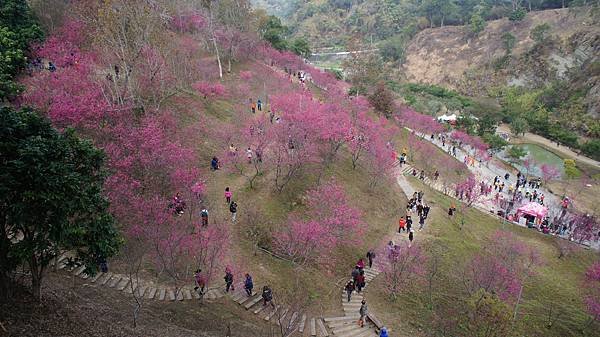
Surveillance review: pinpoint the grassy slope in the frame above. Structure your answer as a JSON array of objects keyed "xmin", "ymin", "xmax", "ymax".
[
  {"xmin": 368, "ymin": 177, "xmax": 599, "ymax": 337},
  {"xmin": 164, "ymin": 60, "xmax": 408, "ymax": 315}
]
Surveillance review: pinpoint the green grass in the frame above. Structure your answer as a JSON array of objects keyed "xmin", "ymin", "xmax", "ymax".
[{"xmin": 368, "ymin": 177, "xmax": 599, "ymax": 337}]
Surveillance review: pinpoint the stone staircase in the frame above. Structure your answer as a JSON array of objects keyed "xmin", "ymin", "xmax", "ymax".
[{"xmin": 50, "ymin": 252, "xmax": 227, "ymax": 302}]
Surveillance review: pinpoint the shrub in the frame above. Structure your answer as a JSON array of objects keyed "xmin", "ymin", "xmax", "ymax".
[{"xmin": 508, "ymin": 7, "xmax": 526, "ymax": 21}]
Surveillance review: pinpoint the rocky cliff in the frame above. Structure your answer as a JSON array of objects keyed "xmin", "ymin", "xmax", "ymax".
[{"xmin": 402, "ymin": 7, "xmax": 600, "ymax": 116}]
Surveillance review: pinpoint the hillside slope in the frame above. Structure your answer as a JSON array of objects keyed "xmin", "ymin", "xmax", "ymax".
[{"xmin": 402, "ymin": 7, "xmax": 600, "ymax": 116}]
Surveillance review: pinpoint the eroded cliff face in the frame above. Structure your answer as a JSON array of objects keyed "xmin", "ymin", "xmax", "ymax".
[{"xmin": 402, "ymin": 7, "xmax": 600, "ymax": 116}]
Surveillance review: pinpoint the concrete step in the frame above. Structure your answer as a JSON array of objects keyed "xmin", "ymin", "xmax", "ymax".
[
  {"xmin": 298, "ymin": 314, "xmax": 307, "ymax": 333},
  {"xmin": 183, "ymin": 288, "xmax": 192, "ymax": 300},
  {"xmin": 108, "ymin": 275, "xmax": 122, "ymax": 288},
  {"xmin": 352, "ymin": 328, "xmax": 379, "ymax": 337},
  {"xmin": 125, "ymin": 281, "xmax": 138, "ymax": 294},
  {"xmin": 317, "ymin": 318, "xmax": 329, "ymax": 336},
  {"xmin": 73, "ymin": 265, "xmax": 86, "ymax": 276},
  {"xmin": 168, "ymin": 289, "xmax": 176, "ymax": 301},
  {"xmin": 90, "ymin": 272, "xmax": 104, "ymax": 283},
  {"xmin": 276, "ymin": 308, "xmax": 289, "ymax": 326},
  {"xmin": 288, "ymin": 312, "xmax": 299, "ymax": 328},
  {"xmin": 116, "ymin": 278, "xmax": 130, "ymax": 291},
  {"xmin": 310, "ymin": 317, "xmax": 316, "ymax": 336},
  {"xmin": 323, "ymin": 315, "xmax": 360, "ymax": 323},
  {"xmin": 146, "ymin": 287, "xmax": 157, "ymax": 299},
  {"xmin": 176, "ymin": 290, "xmax": 184, "ymax": 301},
  {"xmin": 332, "ymin": 322, "xmax": 371, "ymax": 335},
  {"xmin": 265, "ymin": 305, "xmax": 280, "ymax": 321},
  {"xmin": 158, "ymin": 288, "xmax": 166, "ymax": 301},
  {"xmin": 336, "ymin": 325, "xmax": 376, "ymax": 337},
  {"xmin": 99, "ymin": 272, "xmax": 113, "ymax": 285},
  {"xmin": 244, "ymin": 294, "xmax": 263, "ymax": 309},
  {"xmin": 253, "ymin": 303, "xmax": 269, "ymax": 314}
]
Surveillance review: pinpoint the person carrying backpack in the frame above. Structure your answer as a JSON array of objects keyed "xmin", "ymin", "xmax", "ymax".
[
  {"xmin": 224, "ymin": 267, "xmax": 234, "ymax": 292},
  {"xmin": 344, "ymin": 281, "xmax": 355, "ymax": 302},
  {"xmin": 230, "ymin": 201, "xmax": 238, "ymax": 222},
  {"xmin": 244, "ymin": 273, "xmax": 253, "ymax": 296},
  {"xmin": 262, "ymin": 285, "xmax": 274, "ymax": 307},
  {"xmin": 257, "ymin": 99, "xmax": 262, "ymax": 111}
]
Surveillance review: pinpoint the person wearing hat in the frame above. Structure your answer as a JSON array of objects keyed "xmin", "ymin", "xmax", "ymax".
[{"xmin": 379, "ymin": 327, "xmax": 389, "ymax": 337}]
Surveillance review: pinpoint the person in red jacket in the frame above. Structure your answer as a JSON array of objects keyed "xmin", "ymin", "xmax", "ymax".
[{"xmin": 398, "ymin": 217, "xmax": 406, "ymax": 233}]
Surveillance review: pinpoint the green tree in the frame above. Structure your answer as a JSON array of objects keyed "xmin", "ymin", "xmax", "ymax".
[
  {"xmin": 260, "ymin": 15, "xmax": 288, "ymax": 51},
  {"xmin": 501, "ymin": 32, "xmax": 516, "ymax": 55},
  {"xmin": 563, "ymin": 159, "xmax": 581, "ymax": 180},
  {"xmin": 482, "ymin": 133, "xmax": 508, "ymax": 153},
  {"xmin": 0, "ymin": 0, "xmax": 43, "ymax": 49},
  {"xmin": 0, "ymin": 27, "xmax": 26, "ymax": 99},
  {"xmin": 368, "ymin": 82, "xmax": 395, "ymax": 118},
  {"xmin": 290, "ymin": 38, "xmax": 311, "ymax": 58},
  {"xmin": 379, "ymin": 35, "xmax": 407, "ymax": 62},
  {"xmin": 510, "ymin": 116, "xmax": 529, "ymax": 136},
  {"xmin": 0, "ymin": 108, "xmax": 121, "ymax": 300},
  {"xmin": 463, "ymin": 290, "xmax": 513, "ymax": 337},
  {"xmin": 507, "ymin": 145, "xmax": 527, "ymax": 164},
  {"xmin": 508, "ymin": 7, "xmax": 527, "ymax": 21},
  {"xmin": 0, "ymin": 0, "xmax": 43, "ymax": 101},
  {"xmin": 530, "ymin": 23, "xmax": 551, "ymax": 44},
  {"xmin": 469, "ymin": 11, "xmax": 486, "ymax": 35}
]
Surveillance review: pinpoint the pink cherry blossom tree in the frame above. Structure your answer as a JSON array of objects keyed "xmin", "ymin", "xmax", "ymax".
[
  {"xmin": 382, "ymin": 242, "xmax": 427, "ymax": 300},
  {"xmin": 583, "ymin": 261, "xmax": 600, "ymax": 325},
  {"xmin": 541, "ymin": 164, "xmax": 561, "ymax": 185}
]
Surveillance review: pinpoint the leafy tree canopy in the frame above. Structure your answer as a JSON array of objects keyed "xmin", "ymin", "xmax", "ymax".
[{"xmin": 0, "ymin": 107, "xmax": 121, "ymax": 300}]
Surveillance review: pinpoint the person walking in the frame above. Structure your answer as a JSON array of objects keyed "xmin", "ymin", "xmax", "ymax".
[
  {"xmin": 262, "ymin": 285, "xmax": 275, "ymax": 307},
  {"xmin": 356, "ymin": 258, "xmax": 365, "ymax": 271},
  {"xmin": 418, "ymin": 215, "xmax": 425, "ymax": 231},
  {"xmin": 344, "ymin": 281, "xmax": 355, "ymax": 302},
  {"xmin": 194, "ymin": 269, "xmax": 206, "ymax": 297},
  {"xmin": 244, "ymin": 273, "xmax": 253, "ymax": 296},
  {"xmin": 225, "ymin": 187, "xmax": 232, "ymax": 204},
  {"xmin": 351, "ymin": 266, "xmax": 360, "ymax": 285},
  {"xmin": 224, "ymin": 267, "xmax": 234, "ymax": 292},
  {"xmin": 200, "ymin": 208, "xmax": 209, "ymax": 227},
  {"xmin": 366, "ymin": 250, "xmax": 375, "ymax": 268},
  {"xmin": 356, "ymin": 270, "xmax": 365, "ymax": 293},
  {"xmin": 358, "ymin": 300, "xmax": 368, "ymax": 327},
  {"xmin": 406, "ymin": 215, "xmax": 413, "ymax": 232},
  {"xmin": 246, "ymin": 147, "xmax": 253, "ymax": 163},
  {"xmin": 398, "ymin": 217, "xmax": 406, "ymax": 233},
  {"xmin": 409, "ymin": 229, "xmax": 414, "ymax": 247},
  {"xmin": 379, "ymin": 327, "xmax": 389, "ymax": 337},
  {"xmin": 230, "ymin": 201, "xmax": 238, "ymax": 222},
  {"xmin": 211, "ymin": 156, "xmax": 220, "ymax": 170},
  {"xmin": 423, "ymin": 204, "xmax": 431, "ymax": 219},
  {"xmin": 257, "ymin": 99, "xmax": 262, "ymax": 111}
]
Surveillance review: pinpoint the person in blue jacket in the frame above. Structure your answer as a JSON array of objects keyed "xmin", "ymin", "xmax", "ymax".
[{"xmin": 379, "ymin": 327, "xmax": 388, "ymax": 337}]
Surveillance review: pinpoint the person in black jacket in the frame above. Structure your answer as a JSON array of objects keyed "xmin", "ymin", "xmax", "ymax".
[{"xmin": 262, "ymin": 285, "xmax": 275, "ymax": 307}]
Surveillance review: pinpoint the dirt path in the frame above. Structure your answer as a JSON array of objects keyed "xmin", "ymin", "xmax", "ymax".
[{"xmin": 497, "ymin": 124, "xmax": 600, "ymax": 169}]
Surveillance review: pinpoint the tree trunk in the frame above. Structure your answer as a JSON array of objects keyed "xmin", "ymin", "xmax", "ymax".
[
  {"xmin": 513, "ymin": 284, "xmax": 524, "ymax": 321},
  {"xmin": 212, "ymin": 37, "xmax": 223, "ymax": 79}
]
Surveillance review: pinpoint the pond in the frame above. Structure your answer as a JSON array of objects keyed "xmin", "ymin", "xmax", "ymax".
[{"xmin": 498, "ymin": 143, "xmax": 565, "ymax": 177}]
